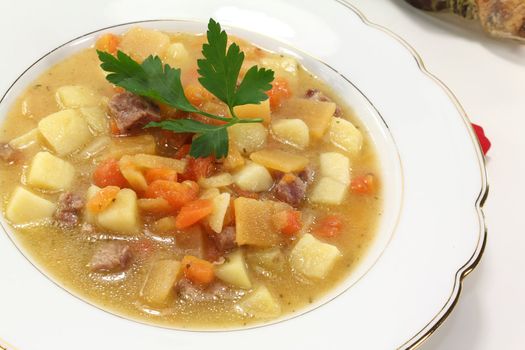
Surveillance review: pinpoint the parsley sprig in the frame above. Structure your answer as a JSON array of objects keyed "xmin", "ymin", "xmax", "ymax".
[{"xmin": 97, "ymin": 18, "xmax": 274, "ymax": 158}]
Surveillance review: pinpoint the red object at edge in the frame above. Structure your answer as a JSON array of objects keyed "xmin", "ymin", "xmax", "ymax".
[{"xmin": 471, "ymin": 123, "xmax": 491, "ymax": 156}]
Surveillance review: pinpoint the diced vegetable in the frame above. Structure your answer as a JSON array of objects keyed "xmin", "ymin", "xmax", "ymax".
[
  {"xmin": 119, "ymin": 27, "xmax": 170, "ymax": 62},
  {"xmin": 103, "ymin": 135, "xmax": 156, "ymax": 159},
  {"xmin": 181, "ymin": 156, "xmax": 214, "ymax": 181},
  {"xmin": 181, "ymin": 255, "xmax": 215, "ymax": 286},
  {"xmin": 79, "ymin": 106, "xmax": 109, "ymax": 135},
  {"xmin": 93, "ymin": 158, "xmax": 129, "ymax": 188},
  {"xmin": 234, "ymin": 197, "xmax": 290, "ymax": 247},
  {"xmin": 314, "ymin": 215, "xmax": 343, "ymax": 238},
  {"xmin": 233, "ymin": 99, "xmax": 271, "ymax": 124},
  {"xmin": 84, "ymin": 185, "xmax": 101, "ymax": 224},
  {"xmin": 273, "ymin": 209, "xmax": 302, "ymax": 236},
  {"xmin": 277, "ymin": 98, "xmax": 336, "ymax": 139},
  {"xmin": 228, "ymin": 123, "xmax": 267, "ymax": 155},
  {"xmin": 350, "ymin": 174, "xmax": 375, "ymax": 194},
  {"xmin": 247, "ymin": 247, "xmax": 285, "ymax": 272},
  {"xmin": 250, "ymin": 149, "xmax": 309, "ymax": 173},
  {"xmin": 145, "ymin": 180, "xmax": 199, "ymax": 210},
  {"xmin": 215, "ymin": 249, "xmax": 252, "ymax": 289},
  {"xmin": 261, "ymin": 55, "xmax": 298, "ymax": 92},
  {"xmin": 38, "ymin": 109, "xmax": 92, "ymax": 156},
  {"xmin": 56, "ymin": 85, "xmax": 101, "ymax": 108},
  {"xmin": 130, "ymin": 153, "xmax": 187, "ymax": 174},
  {"xmin": 266, "ymin": 77, "xmax": 292, "ymax": 110},
  {"xmin": 151, "ymin": 216, "xmax": 177, "ymax": 234},
  {"xmin": 319, "ymin": 152, "xmax": 351, "ymax": 185},
  {"xmin": 237, "ymin": 285, "xmax": 281, "ymax": 318},
  {"xmin": 141, "ymin": 259, "xmax": 181, "ymax": 305},
  {"xmin": 162, "ymin": 42, "xmax": 190, "ymax": 67},
  {"xmin": 8, "ymin": 128, "xmax": 39, "ymax": 149},
  {"xmin": 233, "ymin": 162, "xmax": 273, "ymax": 192},
  {"xmin": 80, "ymin": 136, "xmax": 111, "ymax": 160},
  {"xmin": 5, "ymin": 187, "xmax": 56, "ymax": 224},
  {"xmin": 207, "ymin": 192, "xmax": 231, "ymax": 233},
  {"xmin": 198, "ymin": 173, "xmax": 233, "ymax": 189},
  {"xmin": 271, "ymin": 118, "xmax": 309, "ymax": 149},
  {"xmin": 289, "ymin": 233, "xmax": 341, "ymax": 279},
  {"xmin": 119, "ymin": 156, "xmax": 148, "ymax": 192},
  {"xmin": 137, "ymin": 197, "xmax": 172, "ymax": 215},
  {"xmin": 223, "ymin": 143, "xmax": 245, "ymax": 171},
  {"xmin": 27, "ymin": 152, "xmax": 75, "ymax": 191},
  {"xmin": 309, "ymin": 177, "xmax": 348, "ymax": 205},
  {"xmin": 329, "ymin": 117, "xmax": 363, "ymax": 156},
  {"xmin": 199, "ymin": 187, "xmax": 220, "ymax": 200},
  {"xmin": 95, "ymin": 33, "xmax": 120, "ymax": 55},
  {"xmin": 145, "ymin": 168, "xmax": 178, "ymax": 184},
  {"xmin": 97, "ymin": 188, "xmax": 140, "ymax": 234},
  {"xmin": 175, "ymin": 199, "xmax": 214, "ymax": 229},
  {"xmin": 176, "ymin": 226, "xmax": 206, "ymax": 258},
  {"xmin": 86, "ymin": 186, "xmax": 120, "ymax": 214}
]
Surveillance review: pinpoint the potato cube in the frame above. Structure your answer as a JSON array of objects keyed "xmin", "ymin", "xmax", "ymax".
[
  {"xmin": 38, "ymin": 109, "xmax": 92, "ymax": 156},
  {"xmin": 250, "ymin": 149, "xmax": 309, "ymax": 173},
  {"xmin": 309, "ymin": 177, "xmax": 348, "ymax": 205},
  {"xmin": 215, "ymin": 249, "xmax": 252, "ymax": 289},
  {"xmin": 208, "ymin": 192, "xmax": 231, "ymax": 233},
  {"xmin": 141, "ymin": 259, "xmax": 181, "ymax": 306},
  {"xmin": 5, "ymin": 187, "xmax": 56, "ymax": 224},
  {"xmin": 56, "ymin": 85, "xmax": 100, "ymax": 108},
  {"xmin": 151, "ymin": 216, "xmax": 177, "ymax": 234},
  {"xmin": 233, "ymin": 99, "xmax": 271, "ymax": 124},
  {"xmin": 163, "ymin": 42, "xmax": 190, "ymax": 67},
  {"xmin": 80, "ymin": 106, "xmax": 108, "ymax": 135},
  {"xmin": 277, "ymin": 98, "xmax": 336, "ymax": 139},
  {"xmin": 234, "ymin": 197, "xmax": 290, "ymax": 247},
  {"xmin": 289, "ymin": 233, "xmax": 341, "ymax": 279},
  {"xmin": 319, "ymin": 152, "xmax": 351, "ymax": 185},
  {"xmin": 247, "ymin": 247, "xmax": 285, "ymax": 272},
  {"xmin": 261, "ymin": 56, "xmax": 299, "ymax": 92},
  {"xmin": 229, "ymin": 123, "xmax": 267, "ymax": 155},
  {"xmin": 199, "ymin": 188, "xmax": 220, "ymax": 200},
  {"xmin": 27, "ymin": 152, "xmax": 75, "ymax": 191},
  {"xmin": 8, "ymin": 128, "xmax": 39, "ymax": 149},
  {"xmin": 271, "ymin": 118, "xmax": 309, "ymax": 149},
  {"xmin": 103, "ymin": 135, "xmax": 156, "ymax": 159},
  {"xmin": 329, "ymin": 117, "xmax": 363, "ymax": 156},
  {"xmin": 97, "ymin": 188, "xmax": 140, "ymax": 234},
  {"xmin": 120, "ymin": 27, "xmax": 170, "ymax": 62},
  {"xmin": 223, "ymin": 143, "xmax": 245, "ymax": 171},
  {"xmin": 198, "ymin": 173, "xmax": 233, "ymax": 189},
  {"xmin": 237, "ymin": 285, "xmax": 281, "ymax": 318},
  {"xmin": 233, "ymin": 162, "xmax": 273, "ymax": 192}
]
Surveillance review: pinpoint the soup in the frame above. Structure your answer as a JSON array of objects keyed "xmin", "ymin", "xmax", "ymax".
[{"xmin": 0, "ymin": 20, "xmax": 381, "ymax": 329}]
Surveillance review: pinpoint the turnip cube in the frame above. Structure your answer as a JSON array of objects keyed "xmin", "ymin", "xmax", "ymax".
[
  {"xmin": 329, "ymin": 117, "xmax": 363, "ymax": 156},
  {"xmin": 277, "ymin": 98, "xmax": 336, "ymax": 139},
  {"xmin": 141, "ymin": 259, "xmax": 181, "ymax": 305},
  {"xmin": 309, "ymin": 177, "xmax": 348, "ymax": 205},
  {"xmin": 237, "ymin": 285, "xmax": 281, "ymax": 318},
  {"xmin": 56, "ymin": 85, "xmax": 100, "ymax": 108},
  {"xmin": 38, "ymin": 109, "xmax": 92, "ymax": 156},
  {"xmin": 290, "ymin": 233, "xmax": 342, "ymax": 279},
  {"xmin": 215, "ymin": 249, "xmax": 252, "ymax": 289},
  {"xmin": 208, "ymin": 192, "xmax": 231, "ymax": 233},
  {"xmin": 6, "ymin": 187, "xmax": 56, "ymax": 224},
  {"xmin": 27, "ymin": 152, "xmax": 75, "ymax": 191},
  {"xmin": 97, "ymin": 188, "xmax": 140, "ymax": 234},
  {"xmin": 229, "ymin": 123, "xmax": 267, "ymax": 155},
  {"xmin": 233, "ymin": 99, "xmax": 271, "ymax": 124},
  {"xmin": 319, "ymin": 152, "xmax": 351, "ymax": 185},
  {"xmin": 233, "ymin": 162, "xmax": 273, "ymax": 192},
  {"xmin": 250, "ymin": 149, "xmax": 309, "ymax": 173},
  {"xmin": 271, "ymin": 118, "xmax": 310, "ymax": 149}
]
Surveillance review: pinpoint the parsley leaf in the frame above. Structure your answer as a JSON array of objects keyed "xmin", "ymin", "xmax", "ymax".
[{"xmin": 97, "ymin": 18, "xmax": 275, "ymax": 158}]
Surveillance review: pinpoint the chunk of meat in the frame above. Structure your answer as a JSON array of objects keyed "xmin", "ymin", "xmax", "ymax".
[
  {"xmin": 54, "ymin": 192, "xmax": 84, "ymax": 228},
  {"xmin": 108, "ymin": 92, "xmax": 161, "ymax": 133},
  {"xmin": 0, "ymin": 143, "xmax": 21, "ymax": 164},
  {"xmin": 89, "ymin": 241, "xmax": 133, "ymax": 272},
  {"xmin": 273, "ymin": 173, "xmax": 307, "ymax": 207},
  {"xmin": 298, "ymin": 167, "xmax": 315, "ymax": 184},
  {"xmin": 175, "ymin": 278, "xmax": 242, "ymax": 302},
  {"xmin": 305, "ymin": 88, "xmax": 342, "ymax": 117},
  {"xmin": 209, "ymin": 226, "xmax": 237, "ymax": 253}
]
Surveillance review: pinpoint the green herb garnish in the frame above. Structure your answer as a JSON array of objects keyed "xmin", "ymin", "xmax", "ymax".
[{"xmin": 97, "ymin": 18, "xmax": 274, "ymax": 158}]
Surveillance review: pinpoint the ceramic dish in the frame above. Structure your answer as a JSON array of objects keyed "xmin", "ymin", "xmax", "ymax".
[{"xmin": 0, "ymin": 1, "xmax": 487, "ymax": 349}]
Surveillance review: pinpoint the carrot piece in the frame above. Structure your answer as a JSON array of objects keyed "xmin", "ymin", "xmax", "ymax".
[
  {"xmin": 175, "ymin": 199, "xmax": 214, "ymax": 229},
  {"xmin": 145, "ymin": 168, "xmax": 178, "ymax": 184},
  {"xmin": 184, "ymin": 84, "xmax": 212, "ymax": 107},
  {"xmin": 267, "ymin": 77, "xmax": 291, "ymax": 110},
  {"xmin": 314, "ymin": 215, "xmax": 343, "ymax": 238},
  {"xmin": 93, "ymin": 158, "xmax": 129, "ymax": 188},
  {"xmin": 86, "ymin": 186, "xmax": 120, "ymax": 213},
  {"xmin": 110, "ymin": 119, "xmax": 121, "ymax": 135},
  {"xmin": 95, "ymin": 33, "xmax": 120, "ymax": 55},
  {"xmin": 274, "ymin": 210, "xmax": 302, "ymax": 236},
  {"xmin": 180, "ymin": 156, "xmax": 215, "ymax": 181},
  {"xmin": 350, "ymin": 174, "xmax": 375, "ymax": 195},
  {"xmin": 144, "ymin": 180, "xmax": 199, "ymax": 210},
  {"xmin": 181, "ymin": 255, "xmax": 215, "ymax": 286}
]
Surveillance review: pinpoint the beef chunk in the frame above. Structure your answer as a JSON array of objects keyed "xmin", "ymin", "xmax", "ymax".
[
  {"xmin": 108, "ymin": 92, "xmax": 161, "ymax": 133},
  {"xmin": 209, "ymin": 226, "xmax": 237, "ymax": 253},
  {"xmin": 54, "ymin": 192, "xmax": 84, "ymax": 228},
  {"xmin": 89, "ymin": 241, "xmax": 133, "ymax": 272},
  {"xmin": 273, "ymin": 173, "xmax": 307, "ymax": 207},
  {"xmin": 298, "ymin": 167, "xmax": 315, "ymax": 184},
  {"xmin": 176, "ymin": 278, "xmax": 242, "ymax": 302},
  {"xmin": 0, "ymin": 143, "xmax": 21, "ymax": 164},
  {"xmin": 305, "ymin": 88, "xmax": 342, "ymax": 117}
]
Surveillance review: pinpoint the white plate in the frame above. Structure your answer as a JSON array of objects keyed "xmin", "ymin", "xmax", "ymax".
[{"xmin": 0, "ymin": 1, "xmax": 487, "ymax": 349}]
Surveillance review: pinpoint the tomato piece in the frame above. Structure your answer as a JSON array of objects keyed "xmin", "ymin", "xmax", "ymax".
[
  {"xmin": 145, "ymin": 168, "xmax": 178, "ymax": 184},
  {"xmin": 180, "ymin": 156, "xmax": 215, "ymax": 181},
  {"xmin": 174, "ymin": 144, "xmax": 191, "ymax": 159},
  {"xmin": 350, "ymin": 174, "xmax": 375, "ymax": 195},
  {"xmin": 92, "ymin": 159, "xmax": 129, "ymax": 188},
  {"xmin": 144, "ymin": 180, "xmax": 199, "ymax": 210},
  {"xmin": 274, "ymin": 210, "xmax": 302, "ymax": 236},
  {"xmin": 267, "ymin": 77, "xmax": 291, "ymax": 110},
  {"xmin": 314, "ymin": 215, "xmax": 343, "ymax": 238},
  {"xmin": 95, "ymin": 33, "xmax": 120, "ymax": 55}
]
